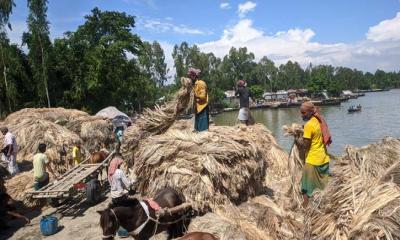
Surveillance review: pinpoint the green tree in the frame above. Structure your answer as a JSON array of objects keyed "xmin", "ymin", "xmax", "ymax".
[
  {"xmin": 139, "ymin": 41, "xmax": 168, "ymax": 88},
  {"xmin": 220, "ymin": 47, "xmax": 255, "ymax": 89},
  {"xmin": 254, "ymin": 56, "xmax": 277, "ymax": 92},
  {"xmin": 0, "ymin": 0, "xmax": 15, "ymax": 114},
  {"xmin": 249, "ymin": 85, "xmax": 263, "ymax": 99},
  {"xmin": 52, "ymin": 8, "xmax": 146, "ymax": 112},
  {"xmin": 23, "ymin": 0, "xmax": 51, "ymax": 107}
]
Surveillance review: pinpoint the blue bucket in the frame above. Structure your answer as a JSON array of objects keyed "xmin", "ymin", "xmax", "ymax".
[
  {"xmin": 117, "ymin": 226, "xmax": 129, "ymax": 238},
  {"xmin": 40, "ymin": 215, "xmax": 58, "ymax": 236}
]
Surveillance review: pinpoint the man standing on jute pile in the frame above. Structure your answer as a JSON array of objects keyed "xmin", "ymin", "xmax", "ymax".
[
  {"xmin": 235, "ymin": 80, "xmax": 255, "ymax": 126},
  {"xmin": 298, "ymin": 101, "xmax": 332, "ymax": 207},
  {"xmin": 1, "ymin": 127, "xmax": 19, "ymax": 176},
  {"xmin": 188, "ymin": 68, "xmax": 209, "ymax": 132}
]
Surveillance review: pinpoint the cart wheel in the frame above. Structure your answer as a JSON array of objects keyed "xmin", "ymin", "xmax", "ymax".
[
  {"xmin": 86, "ymin": 178, "xmax": 101, "ymax": 205},
  {"xmin": 47, "ymin": 198, "xmax": 60, "ymax": 208}
]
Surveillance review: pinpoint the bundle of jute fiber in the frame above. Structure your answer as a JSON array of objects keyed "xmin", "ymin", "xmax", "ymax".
[
  {"xmin": 4, "ymin": 171, "xmax": 41, "ymax": 207},
  {"xmin": 188, "ymin": 212, "xmax": 248, "ymax": 240},
  {"xmin": 188, "ymin": 196, "xmax": 304, "ymax": 240},
  {"xmin": 132, "ymin": 124, "xmax": 288, "ymax": 212},
  {"xmin": 4, "ymin": 107, "xmax": 89, "ymax": 126},
  {"xmin": 80, "ymin": 117, "xmax": 113, "ymax": 152},
  {"xmin": 1, "ymin": 118, "xmax": 81, "ymax": 174},
  {"xmin": 282, "ymin": 123, "xmax": 305, "ymax": 208},
  {"xmin": 121, "ymin": 77, "xmax": 193, "ymax": 161},
  {"xmin": 305, "ymin": 138, "xmax": 400, "ymax": 240},
  {"xmin": 343, "ymin": 137, "xmax": 400, "ymax": 180}
]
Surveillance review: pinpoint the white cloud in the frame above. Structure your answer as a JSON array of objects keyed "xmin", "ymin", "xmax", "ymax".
[
  {"xmin": 367, "ymin": 12, "xmax": 400, "ymax": 42},
  {"xmin": 198, "ymin": 14, "xmax": 400, "ymax": 72},
  {"xmin": 238, "ymin": 1, "xmax": 256, "ymax": 18},
  {"xmin": 220, "ymin": 2, "xmax": 231, "ymax": 9},
  {"xmin": 139, "ymin": 18, "xmax": 209, "ymax": 35}
]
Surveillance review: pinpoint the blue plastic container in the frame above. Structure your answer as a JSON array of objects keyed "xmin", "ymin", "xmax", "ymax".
[
  {"xmin": 40, "ymin": 215, "xmax": 58, "ymax": 236},
  {"xmin": 117, "ymin": 226, "xmax": 129, "ymax": 238}
]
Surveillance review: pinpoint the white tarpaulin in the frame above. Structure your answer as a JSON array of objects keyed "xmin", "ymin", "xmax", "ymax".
[{"xmin": 95, "ymin": 106, "xmax": 131, "ymax": 129}]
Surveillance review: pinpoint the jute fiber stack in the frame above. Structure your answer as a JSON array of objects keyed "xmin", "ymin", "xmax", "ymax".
[
  {"xmin": 4, "ymin": 107, "xmax": 89, "ymax": 126},
  {"xmin": 121, "ymin": 77, "xmax": 193, "ymax": 161},
  {"xmin": 282, "ymin": 123, "xmax": 305, "ymax": 208},
  {"xmin": 4, "ymin": 171, "xmax": 41, "ymax": 207},
  {"xmin": 80, "ymin": 117, "xmax": 113, "ymax": 152},
  {"xmin": 305, "ymin": 137, "xmax": 400, "ymax": 240},
  {"xmin": 1, "ymin": 118, "xmax": 81, "ymax": 174},
  {"xmin": 133, "ymin": 124, "xmax": 287, "ymax": 212},
  {"xmin": 188, "ymin": 196, "xmax": 303, "ymax": 240},
  {"xmin": 188, "ymin": 212, "xmax": 247, "ymax": 240}
]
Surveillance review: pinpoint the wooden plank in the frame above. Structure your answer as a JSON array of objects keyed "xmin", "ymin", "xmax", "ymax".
[{"xmin": 28, "ymin": 150, "xmax": 116, "ymax": 198}]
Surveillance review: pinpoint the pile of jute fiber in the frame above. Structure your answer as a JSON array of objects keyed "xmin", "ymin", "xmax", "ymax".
[
  {"xmin": 121, "ymin": 77, "xmax": 193, "ymax": 162},
  {"xmin": 305, "ymin": 137, "xmax": 400, "ymax": 240},
  {"xmin": 0, "ymin": 118, "xmax": 80, "ymax": 174},
  {"xmin": 132, "ymin": 123, "xmax": 288, "ymax": 212}
]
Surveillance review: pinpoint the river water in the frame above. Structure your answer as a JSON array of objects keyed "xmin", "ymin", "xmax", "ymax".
[{"xmin": 214, "ymin": 89, "xmax": 400, "ymax": 156}]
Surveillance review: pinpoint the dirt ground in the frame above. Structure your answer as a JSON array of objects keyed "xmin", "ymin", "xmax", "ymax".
[{"xmin": 1, "ymin": 191, "xmax": 170, "ymax": 240}]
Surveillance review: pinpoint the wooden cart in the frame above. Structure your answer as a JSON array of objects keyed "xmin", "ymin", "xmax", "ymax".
[{"xmin": 26, "ymin": 151, "xmax": 115, "ymax": 206}]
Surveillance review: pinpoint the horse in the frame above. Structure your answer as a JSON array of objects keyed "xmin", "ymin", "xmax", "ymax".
[
  {"xmin": 177, "ymin": 232, "xmax": 218, "ymax": 240},
  {"xmin": 98, "ymin": 187, "xmax": 190, "ymax": 240},
  {"xmin": 90, "ymin": 150, "xmax": 109, "ymax": 164}
]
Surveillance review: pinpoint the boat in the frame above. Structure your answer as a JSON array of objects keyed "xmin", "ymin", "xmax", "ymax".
[{"xmin": 348, "ymin": 105, "xmax": 362, "ymax": 113}]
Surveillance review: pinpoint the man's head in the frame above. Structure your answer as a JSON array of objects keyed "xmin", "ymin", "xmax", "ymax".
[
  {"xmin": 237, "ymin": 80, "xmax": 246, "ymax": 88},
  {"xmin": 300, "ymin": 101, "xmax": 315, "ymax": 122},
  {"xmin": 74, "ymin": 140, "xmax": 81, "ymax": 147},
  {"xmin": 188, "ymin": 67, "xmax": 201, "ymax": 82},
  {"xmin": 0, "ymin": 127, "xmax": 8, "ymax": 135},
  {"xmin": 38, "ymin": 143, "xmax": 47, "ymax": 153}
]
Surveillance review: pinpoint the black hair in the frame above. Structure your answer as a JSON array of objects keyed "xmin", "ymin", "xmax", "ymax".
[{"xmin": 38, "ymin": 143, "xmax": 47, "ymax": 153}]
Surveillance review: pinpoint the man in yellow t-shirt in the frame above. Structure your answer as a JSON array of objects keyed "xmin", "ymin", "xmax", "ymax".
[
  {"xmin": 298, "ymin": 101, "xmax": 331, "ymax": 207},
  {"xmin": 72, "ymin": 141, "xmax": 83, "ymax": 166}
]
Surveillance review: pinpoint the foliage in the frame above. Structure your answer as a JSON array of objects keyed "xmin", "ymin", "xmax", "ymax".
[
  {"xmin": 1, "ymin": 6, "xmax": 400, "ymax": 116},
  {"xmin": 249, "ymin": 85, "xmax": 263, "ymax": 99}
]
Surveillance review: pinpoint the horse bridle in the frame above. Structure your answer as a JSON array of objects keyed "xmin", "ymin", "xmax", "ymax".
[
  {"xmin": 102, "ymin": 201, "xmax": 150, "ymax": 239},
  {"xmin": 102, "ymin": 208, "xmax": 119, "ymax": 239},
  {"xmin": 103, "ymin": 201, "xmax": 189, "ymax": 238}
]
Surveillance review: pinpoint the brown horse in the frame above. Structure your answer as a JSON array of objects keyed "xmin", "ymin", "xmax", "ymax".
[
  {"xmin": 177, "ymin": 232, "xmax": 218, "ymax": 240},
  {"xmin": 98, "ymin": 187, "xmax": 190, "ymax": 240},
  {"xmin": 90, "ymin": 150, "xmax": 109, "ymax": 164}
]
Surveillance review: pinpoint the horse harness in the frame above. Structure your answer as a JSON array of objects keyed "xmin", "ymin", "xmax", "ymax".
[{"xmin": 105, "ymin": 200, "xmax": 189, "ymax": 238}]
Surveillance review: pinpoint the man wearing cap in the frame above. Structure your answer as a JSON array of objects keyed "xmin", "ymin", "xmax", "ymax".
[
  {"xmin": 297, "ymin": 101, "xmax": 332, "ymax": 207},
  {"xmin": 188, "ymin": 67, "xmax": 209, "ymax": 132},
  {"xmin": 235, "ymin": 80, "xmax": 255, "ymax": 125},
  {"xmin": 1, "ymin": 127, "xmax": 19, "ymax": 176}
]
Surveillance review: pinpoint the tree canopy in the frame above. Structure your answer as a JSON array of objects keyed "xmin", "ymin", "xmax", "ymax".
[{"xmin": 1, "ymin": 5, "xmax": 399, "ymax": 117}]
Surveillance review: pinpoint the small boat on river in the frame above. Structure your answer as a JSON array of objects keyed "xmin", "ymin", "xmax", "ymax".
[{"xmin": 348, "ymin": 105, "xmax": 362, "ymax": 113}]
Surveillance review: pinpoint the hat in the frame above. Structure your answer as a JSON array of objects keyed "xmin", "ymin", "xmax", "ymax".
[
  {"xmin": 188, "ymin": 67, "xmax": 201, "ymax": 77},
  {"xmin": 237, "ymin": 80, "xmax": 246, "ymax": 87}
]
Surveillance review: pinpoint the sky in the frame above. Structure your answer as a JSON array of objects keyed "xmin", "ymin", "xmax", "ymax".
[{"xmin": 7, "ymin": 0, "xmax": 400, "ymax": 77}]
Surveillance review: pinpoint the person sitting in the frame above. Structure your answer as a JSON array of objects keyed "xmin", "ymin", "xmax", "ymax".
[
  {"xmin": 33, "ymin": 143, "xmax": 58, "ymax": 191},
  {"xmin": 108, "ymin": 154, "xmax": 135, "ymax": 207}
]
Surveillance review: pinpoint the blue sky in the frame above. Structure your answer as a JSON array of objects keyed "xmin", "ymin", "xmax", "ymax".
[{"xmin": 7, "ymin": 0, "xmax": 400, "ymax": 73}]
